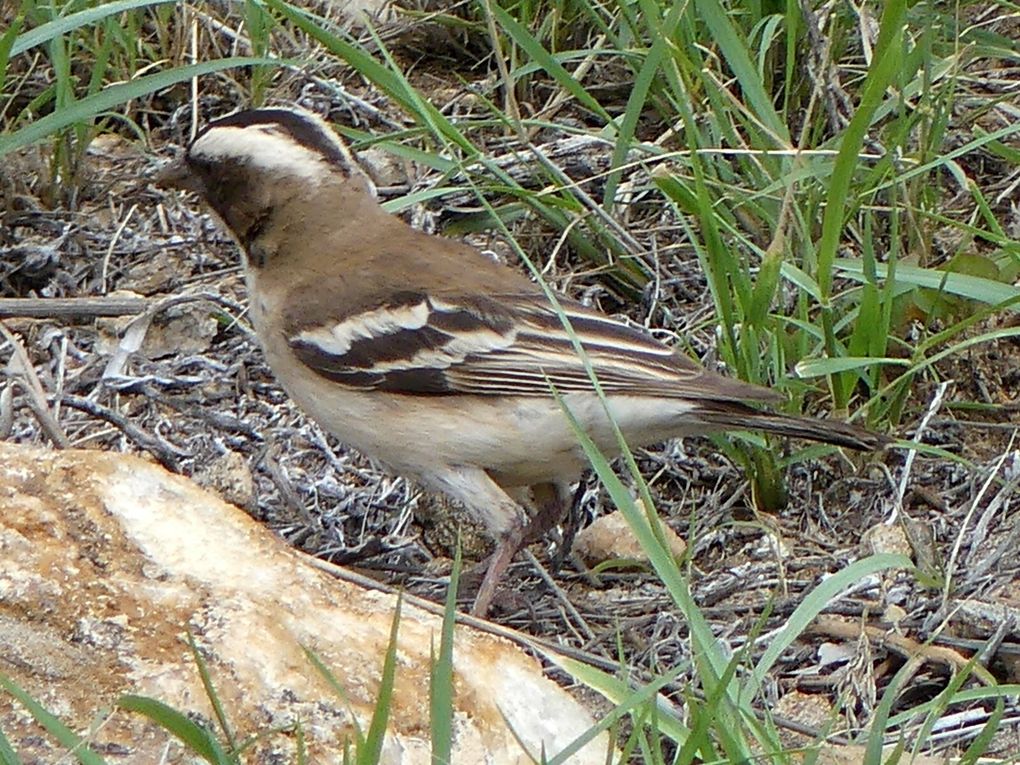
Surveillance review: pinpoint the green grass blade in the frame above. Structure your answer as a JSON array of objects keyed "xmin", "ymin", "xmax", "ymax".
[
  {"xmin": 739, "ymin": 554, "xmax": 913, "ymax": 705},
  {"xmin": 694, "ymin": 0, "xmax": 786, "ymax": 139},
  {"xmin": 0, "ymin": 9, "xmax": 24, "ymax": 94},
  {"xmin": 359, "ymin": 595, "xmax": 402, "ymax": 765},
  {"xmin": 862, "ymin": 657, "xmax": 917, "ymax": 764},
  {"xmin": 0, "ymin": 57, "xmax": 281, "ymax": 158},
  {"xmin": 303, "ymin": 646, "xmax": 366, "ymax": 749},
  {"xmin": 117, "ymin": 695, "xmax": 232, "ymax": 764},
  {"xmin": 906, "ymin": 658, "xmax": 984, "ymax": 758},
  {"xmin": 886, "ymin": 683, "xmax": 1020, "ymax": 729},
  {"xmin": 778, "ymin": 261, "xmax": 823, "ymax": 302},
  {"xmin": 835, "ymin": 260, "xmax": 1020, "ymax": 310},
  {"xmin": 541, "ymin": 659, "xmax": 688, "ymax": 762},
  {"xmin": 677, "ymin": 648, "xmax": 755, "ymax": 764},
  {"xmin": 603, "ymin": 0, "xmax": 683, "ymax": 209},
  {"xmin": 0, "ymin": 724, "xmax": 20, "ymax": 765},
  {"xmin": 429, "ymin": 549, "xmax": 459, "ymax": 765},
  {"xmin": 489, "ymin": 4, "xmax": 612, "ymax": 124},
  {"xmin": 0, "ymin": 672, "xmax": 106, "ymax": 765},
  {"xmin": 552, "ymin": 394, "xmax": 748, "ymax": 738},
  {"xmin": 869, "ymin": 121, "xmax": 1020, "ymax": 194},
  {"xmin": 265, "ymin": 0, "xmax": 473, "ymax": 154},
  {"xmin": 11, "ymin": 0, "xmax": 176, "ymax": 56},
  {"xmin": 959, "ymin": 693, "xmax": 1004, "ymax": 765},
  {"xmin": 815, "ymin": 0, "xmax": 907, "ymax": 408},
  {"xmin": 185, "ymin": 633, "xmax": 235, "ymax": 751},
  {"xmin": 748, "ymin": 242, "xmax": 783, "ymax": 331},
  {"xmin": 816, "ymin": 0, "xmax": 907, "ymax": 299},
  {"xmin": 794, "ymin": 356, "xmax": 910, "ymax": 377}
]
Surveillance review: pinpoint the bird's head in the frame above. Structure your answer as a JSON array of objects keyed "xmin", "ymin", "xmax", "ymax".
[{"xmin": 157, "ymin": 108, "xmax": 374, "ymax": 247}]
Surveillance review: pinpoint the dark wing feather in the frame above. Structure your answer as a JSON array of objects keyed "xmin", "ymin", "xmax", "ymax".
[{"xmin": 288, "ymin": 292, "xmax": 780, "ymax": 404}]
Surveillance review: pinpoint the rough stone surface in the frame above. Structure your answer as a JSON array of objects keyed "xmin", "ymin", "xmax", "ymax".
[{"xmin": 0, "ymin": 441, "xmax": 607, "ymax": 764}]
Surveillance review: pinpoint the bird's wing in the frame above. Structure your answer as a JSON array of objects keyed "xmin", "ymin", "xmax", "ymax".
[{"xmin": 287, "ymin": 290, "xmax": 779, "ymax": 403}]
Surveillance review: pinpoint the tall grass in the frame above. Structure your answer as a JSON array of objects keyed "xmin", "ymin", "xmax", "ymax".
[{"xmin": 2, "ymin": 0, "xmax": 1018, "ymax": 761}]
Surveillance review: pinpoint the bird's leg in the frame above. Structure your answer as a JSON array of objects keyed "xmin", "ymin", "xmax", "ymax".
[
  {"xmin": 471, "ymin": 482, "xmax": 571, "ymax": 616},
  {"xmin": 471, "ymin": 520, "xmax": 526, "ymax": 617},
  {"xmin": 423, "ymin": 467, "xmax": 533, "ymax": 617},
  {"xmin": 430, "ymin": 472, "xmax": 576, "ymax": 616}
]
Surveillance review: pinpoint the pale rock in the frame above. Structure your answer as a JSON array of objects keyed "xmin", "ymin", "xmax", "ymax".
[
  {"xmin": 192, "ymin": 449, "xmax": 257, "ymax": 511},
  {"xmin": 574, "ymin": 508, "xmax": 686, "ymax": 566},
  {"xmin": 119, "ymin": 257, "xmax": 182, "ymax": 295},
  {"xmin": 772, "ymin": 688, "xmax": 838, "ymax": 743},
  {"xmin": 0, "ymin": 442, "xmax": 608, "ymax": 764}
]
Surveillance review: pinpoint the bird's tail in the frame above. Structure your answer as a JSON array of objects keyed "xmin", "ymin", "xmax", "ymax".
[{"xmin": 697, "ymin": 406, "xmax": 889, "ymax": 451}]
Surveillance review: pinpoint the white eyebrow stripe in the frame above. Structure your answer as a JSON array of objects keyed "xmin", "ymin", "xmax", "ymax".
[
  {"xmin": 189, "ymin": 125, "xmax": 332, "ymax": 182},
  {"xmin": 295, "ymin": 302, "xmax": 432, "ymax": 356}
]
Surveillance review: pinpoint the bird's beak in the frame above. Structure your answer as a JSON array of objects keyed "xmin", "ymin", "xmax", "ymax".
[{"xmin": 155, "ymin": 158, "xmax": 204, "ymax": 194}]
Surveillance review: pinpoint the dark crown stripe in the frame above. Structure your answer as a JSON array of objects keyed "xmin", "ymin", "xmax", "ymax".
[{"xmin": 195, "ymin": 108, "xmax": 350, "ymax": 167}]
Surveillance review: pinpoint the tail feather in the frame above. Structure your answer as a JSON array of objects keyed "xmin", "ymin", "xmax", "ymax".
[{"xmin": 698, "ymin": 406, "xmax": 888, "ymax": 451}]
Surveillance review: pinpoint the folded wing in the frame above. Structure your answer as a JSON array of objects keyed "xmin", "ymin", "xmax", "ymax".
[{"xmin": 287, "ymin": 291, "xmax": 780, "ymax": 405}]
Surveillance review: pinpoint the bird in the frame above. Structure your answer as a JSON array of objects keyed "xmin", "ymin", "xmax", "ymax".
[{"xmin": 157, "ymin": 106, "xmax": 886, "ymax": 616}]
